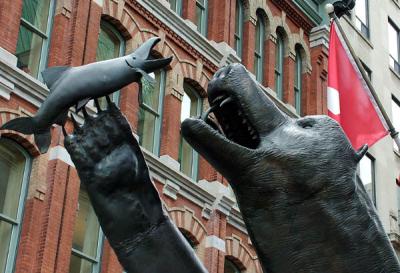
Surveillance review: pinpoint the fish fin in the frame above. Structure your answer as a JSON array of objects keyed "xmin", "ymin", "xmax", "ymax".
[
  {"xmin": 42, "ymin": 66, "xmax": 71, "ymax": 90},
  {"xmin": 75, "ymin": 98, "xmax": 91, "ymax": 112},
  {"xmin": 55, "ymin": 110, "xmax": 69, "ymax": 126},
  {"xmin": 34, "ymin": 130, "xmax": 51, "ymax": 154},
  {"xmin": 0, "ymin": 117, "xmax": 35, "ymax": 134}
]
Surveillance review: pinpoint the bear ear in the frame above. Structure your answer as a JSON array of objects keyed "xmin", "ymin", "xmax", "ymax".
[{"xmin": 355, "ymin": 144, "xmax": 368, "ymax": 162}]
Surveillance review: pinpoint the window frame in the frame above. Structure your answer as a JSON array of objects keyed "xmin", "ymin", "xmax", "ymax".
[
  {"xmin": 96, "ymin": 20, "xmax": 126, "ymax": 105},
  {"xmin": 275, "ymin": 31, "xmax": 284, "ymax": 100},
  {"xmin": 389, "ymin": 19, "xmax": 400, "ymax": 74},
  {"xmin": 179, "ymin": 84, "xmax": 202, "ymax": 180},
  {"xmin": 354, "ymin": 0, "xmax": 370, "ymax": 38},
  {"xmin": 138, "ymin": 69, "xmax": 167, "ymax": 155},
  {"xmin": 70, "ymin": 187, "xmax": 104, "ymax": 273},
  {"xmin": 196, "ymin": 0, "xmax": 208, "ymax": 36},
  {"xmin": 168, "ymin": 0, "xmax": 183, "ymax": 15},
  {"xmin": 0, "ymin": 138, "xmax": 32, "ymax": 273},
  {"xmin": 234, "ymin": 0, "xmax": 244, "ymax": 58},
  {"xmin": 16, "ymin": 0, "xmax": 56, "ymax": 80},
  {"xmin": 294, "ymin": 47, "xmax": 302, "ymax": 115},
  {"xmin": 254, "ymin": 14, "xmax": 265, "ymax": 83}
]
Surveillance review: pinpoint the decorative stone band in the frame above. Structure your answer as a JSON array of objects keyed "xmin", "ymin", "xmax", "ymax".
[
  {"xmin": 48, "ymin": 145, "xmax": 75, "ymax": 167},
  {"xmin": 205, "ymin": 235, "xmax": 226, "ymax": 252}
]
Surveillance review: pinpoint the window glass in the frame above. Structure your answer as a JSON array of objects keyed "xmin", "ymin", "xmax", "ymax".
[
  {"xmin": 69, "ymin": 189, "xmax": 103, "ymax": 273},
  {"xmin": 234, "ymin": 0, "xmax": 244, "ymax": 58},
  {"xmin": 138, "ymin": 69, "xmax": 166, "ymax": 154},
  {"xmin": 392, "ymin": 98, "xmax": 400, "ymax": 152},
  {"xmin": 95, "ymin": 21, "xmax": 125, "ymax": 107},
  {"xmin": 294, "ymin": 48, "xmax": 302, "ymax": 115},
  {"xmin": 0, "ymin": 139, "xmax": 30, "ymax": 273},
  {"xmin": 254, "ymin": 14, "xmax": 264, "ymax": 82},
  {"xmin": 16, "ymin": 0, "xmax": 53, "ymax": 78},
  {"xmin": 179, "ymin": 84, "xmax": 201, "ymax": 179},
  {"xmin": 196, "ymin": 0, "xmax": 208, "ymax": 36},
  {"xmin": 167, "ymin": 0, "xmax": 182, "ymax": 15},
  {"xmin": 355, "ymin": 0, "xmax": 369, "ymax": 37},
  {"xmin": 389, "ymin": 21, "xmax": 400, "ymax": 73},
  {"xmin": 358, "ymin": 154, "xmax": 375, "ymax": 204},
  {"xmin": 224, "ymin": 259, "xmax": 241, "ymax": 273},
  {"xmin": 275, "ymin": 32, "xmax": 284, "ymax": 99}
]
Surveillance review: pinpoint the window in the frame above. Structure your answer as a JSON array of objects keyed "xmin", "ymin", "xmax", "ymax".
[
  {"xmin": 96, "ymin": 21, "xmax": 125, "ymax": 107},
  {"xmin": 275, "ymin": 31, "xmax": 284, "ymax": 99},
  {"xmin": 309, "ymin": 0, "xmax": 319, "ymax": 11},
  {"xmin": 69, "ymin": 188, "xmax": 103, "ymax": 273},
  {"xmin": 294, "ymin": 47, "xmax": 302, "ymax": 115},
  {"xmin": 354, "ymin": 0, "xmax": 369, "ymax": 37},
  {"xmin": 358, "ymin": 153, "xmax": 375, "ymax": 205},
  {"xmin": 360, "ymin": 61, "xmax": 372, "ymax": 80},
  {"xmin": 389, "ymin": 20, "xmax": 400, "ymax": 74},
  {"xmin": 16, "ymin": 0, "xmax": 55, "ymax": 78},
  {"xmin": 224, "ymin": 258, "xmax": 241, "ymax": 273},
  {"xmin": 196, "ymin": 0, "xmax": 208, "ymax": 36},
  {"xmin": 0, "ymin": 139, "xmax": 31, "ymax": 273},
  {"xmin": 392, "ymin": 97, "xmax": 400, "ymax": 152},
  {"xmin": 180, "ymin": 229, "xmax": 198, "ymax": 251},
  {"xmin": 179, "ymin": 83, "xmax": 202, "ymax": 179},
  {"xmin": 254, "ymin": 13, "xmax": 265, "ymax": 83},
  {"xmin": 138, "ymin": 69, "xmax": 166, "ymax": 155},
  {"xmin": 234, "ymin": 0, "xmax": 244, "ymax": 58},
  {"xmin": 167, "ymin": 0, "xmax": 182, "ymax": 15}
]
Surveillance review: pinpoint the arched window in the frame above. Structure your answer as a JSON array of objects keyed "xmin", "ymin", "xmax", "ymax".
[
  {"xmin": 224, "ymin": 258, "xmax": 241, "ymax": 273},
  {"xmin": 167, "ymin": 0, "xmax": 182, "ymax": 15},
  {"xmin": 196, "ymin": 0, "xmax": 208, "ymax": 36},
  {"xmin": 274, "ymin": 30, "xmax": 284, "ymax": 99},
  {"xmin": 234, "ymin": 0, "xmax": 244, "ymax": 58},
  {"xmin": 294, "ymin": 46, "xmax": 303, "ymax": 115},
  {"xmin": 16, "ymin": 0, "xmax": 55, "ymax": 79},
  {"xmin": 138, "ymin": 68, "xmax": 166, "ymax": 155},
  {"xmin": 69, "ymin": 187, "xmax": 103, "ymax": 273},
  {"xmin": 96, "ymin": 21, "xmax": 125, "ymax": 107},
  {"xmin": 179, "ymin": 83, "xmax": 202, "ymax": 179},
  {"xmin": 0, "ymin": 138, "xmax": 31, "ymax": 273},
  {"xmin": 254, "ymin": 12, "xmax": 265, "ymax": 82}
]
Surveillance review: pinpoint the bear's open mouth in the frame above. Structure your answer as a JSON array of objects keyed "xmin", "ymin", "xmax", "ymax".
[{"xmin": 204, "ymin": 90, "xmax": 261, "ymax": 149}]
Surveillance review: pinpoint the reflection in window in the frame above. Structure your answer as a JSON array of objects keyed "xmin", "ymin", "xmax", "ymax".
[
  {"xmin": 224, "ymin": 258, "xmax": 241, "ymax": 273},
  {"xmin": 254, "ymin": 13, "xmax": 265, "ymax": 82},
  {"xmin": 275, "ymin": 31, "xmax": 284, "ymax": 99},
  {"xmin": 389, "ymin": 20, "xmax": 400, "ymax": 74},
  {"xmin": 196, "ymin": 0, "xmax": 208, "ymax": 36},
  {"xmin": 294, "ymin": 47, "xmax": 302, "ymax": 115},
  {"xmin": 96, "ymin": 21, "xmax": 125, "ymax": 107},
  {"xmin": 392, "ymin": 97, "xmax": 400, "ymax": 152},
  {"xmin": 138, "ymin": 69, "xmax": 166, "ymax": 155},
  {"xmin": 69, "ymin": 189, "xmax": 103, "ymax": 273},
  {"xmin": 234, "ymin": 0, "xmax": 244, "ymax": 58},
  {"xmin": 167, "ymin": 0, "xmax": 182, "ymax": 15},
  {"xmin": 179, "ymin": 84, "xmax": 202, "ymax": 179},
  {"xmin": 358, "ymin": 153, "xmax": 375, "ymax": 205},
  {"xmin": 16, "ymin": 0, "xmax": 54, "ymax": 78},
  {"xmin": 354, "ymin": 0, "xmax": 369, "ymax": 37},
  {"xmin": 0, "ymin": 139, "xmax": 30, "ymax": 273}
]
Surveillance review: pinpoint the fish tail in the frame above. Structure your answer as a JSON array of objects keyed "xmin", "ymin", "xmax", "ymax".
[
  {"xmin": 1, "ymin": 116, "xmax": 36, "ymax": 134},
  {"xmin": 1, "ymin": 117, "xmax": 51, "ymax": 153}
]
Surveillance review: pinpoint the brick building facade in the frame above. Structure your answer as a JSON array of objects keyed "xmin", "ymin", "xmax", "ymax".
[{"xmin": 0, "ymin": 0, "xmax": 329, "ymax": 272}]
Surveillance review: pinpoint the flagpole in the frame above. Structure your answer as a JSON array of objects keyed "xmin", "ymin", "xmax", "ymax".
[{"xmin": 326, "ymin": 5, "xmax": 400, "ymax": 150}]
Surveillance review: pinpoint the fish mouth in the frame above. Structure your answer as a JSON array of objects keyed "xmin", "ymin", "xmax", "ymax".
[{"xmin": 129, "ymin": 37, "xmax": 173, "ymax": 73}]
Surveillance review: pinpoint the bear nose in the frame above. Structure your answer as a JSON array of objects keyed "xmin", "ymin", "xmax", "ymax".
[{"xmin": 213, "ymin": 65, "xmax": 234, "ymax": 79}]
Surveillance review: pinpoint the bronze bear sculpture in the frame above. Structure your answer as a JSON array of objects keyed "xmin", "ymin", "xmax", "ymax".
[{"xmin": 64, "ymin": 63, "xmax": 400, "ymax": 273}]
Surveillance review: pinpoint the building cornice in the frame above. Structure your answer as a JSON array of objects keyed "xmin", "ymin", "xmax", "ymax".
[{"xmin": 271, "ymin": 0, "xmax": 317, "ymax": 34}]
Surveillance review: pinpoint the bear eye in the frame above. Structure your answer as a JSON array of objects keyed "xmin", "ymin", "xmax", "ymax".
[{"xmin": 298, "ymin": 120, "xmax": 315, "ymax": 129}]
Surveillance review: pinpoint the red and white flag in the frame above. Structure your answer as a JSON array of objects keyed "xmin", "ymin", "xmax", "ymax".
[{"xmin": 328, "ymin": 21, "xmax": 388, "ymax": 149}]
